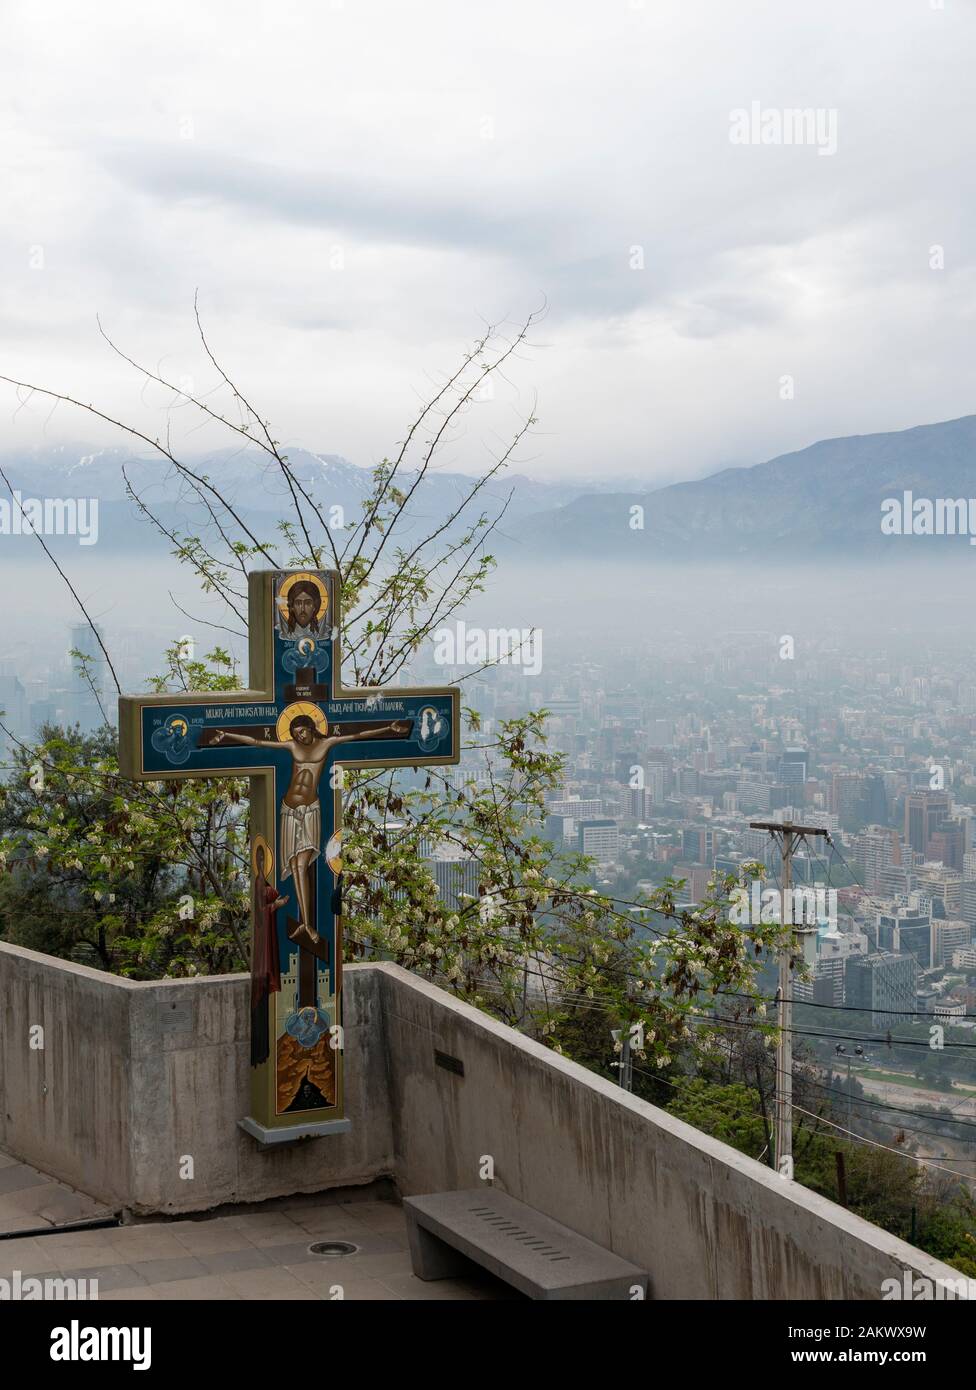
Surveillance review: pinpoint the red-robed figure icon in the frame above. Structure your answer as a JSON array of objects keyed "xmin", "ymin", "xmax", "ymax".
[{"xmin": 251, "ymin": 840, "xmax": 288, "ymax": 1066}]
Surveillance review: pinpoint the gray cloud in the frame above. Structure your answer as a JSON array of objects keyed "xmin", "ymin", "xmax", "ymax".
[
  {"xmin": 1, "ymin": 0, "xmax": 975, "ymax": 484},
  {"xmin": 101, "ymin": 143, "xmax": 529, "ymax": 256}
]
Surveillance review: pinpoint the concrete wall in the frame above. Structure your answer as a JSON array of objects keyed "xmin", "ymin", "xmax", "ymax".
[
  {"xmin": 378, "ymin": 965, "xmax": 971, "ymax": 1301},
  {"xmin": 0, "ymin": 943, "xmax": 393, "ymax": 1215},
  {"xmin": 0, "ymin": 943, "xmax": 133, "ymax": 1206},
  {"xmin": 0, "ymin": 942, "xmax": 969, "ymax": 1298}
]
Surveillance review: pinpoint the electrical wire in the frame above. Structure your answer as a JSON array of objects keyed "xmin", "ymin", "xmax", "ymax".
[
  {"xmin": 789, "ymin": 1103, "xmax": 976, "ymax": 1181},
  {"xmin": 717, "ymin": 987, "xmax": 976, "ymax": 1022},
  {"xmin": 787, "ymin": 1068, "xmax": 976, "ymax": 1131},
  {"xmin": 680, "ymin": 1007, "xmax": 976, "ymax": 1050}
]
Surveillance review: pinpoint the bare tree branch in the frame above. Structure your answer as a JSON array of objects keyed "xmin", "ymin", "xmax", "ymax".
[
  {"xmin": 0, "ymin": 462, "xmax": 122, "ymax": 694},
  {"xmin": 192, "ymin": 292, "xmax": 342, "ymax": 571},
  {"xmin": 0, "ymin": 373, "xmax": 278, "ymax": 563}
]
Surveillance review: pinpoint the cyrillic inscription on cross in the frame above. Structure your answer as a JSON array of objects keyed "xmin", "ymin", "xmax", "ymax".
[{"xmin": 118, "ymin": 570, "xmax": 459, "ymax": 1144}]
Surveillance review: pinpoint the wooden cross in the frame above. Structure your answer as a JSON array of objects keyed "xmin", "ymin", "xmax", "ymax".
[{"xmin": 119, "ymin": 569, "xmax": 459, "ymax": 1144}]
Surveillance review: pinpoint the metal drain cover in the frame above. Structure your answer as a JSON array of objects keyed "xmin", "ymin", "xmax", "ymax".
[{"xmin": 308, "ymin": 1240, "xmax": 358, "ymax": 1258}]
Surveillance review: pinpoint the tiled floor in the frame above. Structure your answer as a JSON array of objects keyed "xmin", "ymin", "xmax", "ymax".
[
  {"xmin": 0, "ymin": 1192, "xmax": 516, "ymax": 1301},
  {"xmin": 0, "ymin": 1148, "xmax": 114, "ymax": 1234}
]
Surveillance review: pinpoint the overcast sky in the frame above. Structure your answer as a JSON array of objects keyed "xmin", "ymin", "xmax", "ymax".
[{"xmin": 2, "ymin": 0, "xmax": 975, "ymax": 486}]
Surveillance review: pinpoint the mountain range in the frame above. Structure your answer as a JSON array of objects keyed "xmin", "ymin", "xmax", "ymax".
[
  {"xmin": 3, "ymin": 413, "xmax": 976, "ymax": 561},
  {"xmin": 501, "ymin": 414, "xmax": 976, "ymax": 561},
  {"xmin": 0, "ymin": 445, "xmax": 590, "ymax": 556}
]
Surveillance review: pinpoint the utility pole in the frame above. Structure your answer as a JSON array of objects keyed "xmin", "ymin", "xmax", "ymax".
[
  {"xmin": 614, "ymin": 1028, "xmax": 639, "ymax": 1089},
  {"xmin": 835, "ymin": 1042, "xmax": 863, "ymax": 1138},
  {"xmin": 611, "ymin": 973, "xmax": 638, "ymax": 1093},
  {"xmin": 750, "ymin": 820, "xmax": 830, "ymax": 1178},
  {"xmin": 611, "ymin": 1020, "xmax": 636, "ymax": 1092},
  {"xmin": 619, "ymin": 1029, "xmax": 633, "ymax": 1092}
]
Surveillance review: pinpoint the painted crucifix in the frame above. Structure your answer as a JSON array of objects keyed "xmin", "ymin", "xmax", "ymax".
[{"xmin": 118, "ymin": 569, "xmax": 459, "ymax": 1144}]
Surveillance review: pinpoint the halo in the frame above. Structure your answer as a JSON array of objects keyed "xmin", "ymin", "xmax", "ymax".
[
  {"xmin": 297, "ymin": 637, "xmax": 316, "ymax": 657},
  {"xmin": 252, "ymin": 833, "xmax": 274, "ymax": 878},
  {"xmin": 325, "ymin": 831, "xmax": 342, "ymax": 876},
  {"xmin": 276, "ymin": 700, "xmax": 329, "ymax": 743},
  {"xmin": 276, "ymin": 572, "xmax": 329, "ymax": 623},
  {"xmin": 170, "ymin": 716, "xmax": 188, "ymax": 737}
]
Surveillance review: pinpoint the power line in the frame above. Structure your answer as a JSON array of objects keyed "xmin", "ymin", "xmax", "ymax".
[
  {"xmin": 788, "ymin": 1068, "xmax": 976, "ymax": 1131},
  {"xmin": 775, "ymin": 1066, "xmax": 976, "ymax": 1146},
  {"xmin": 682, "ymin": 1007, "xmax": 976, "ymax": 1050},
  {"xmin": 351, "ymin": 922, "xmax": 976, "ymax": 1054},
  {"xmin": 457, "ymin": 959, "xmax": 976, "ymax": 1132},
  {"xmin": 789, "ymin": 1102, "xmax": 976, "ymax": 1181},
  {"xmin": 395, "ymin": 935, "xmax": 976, "ymax": 1166},
  {"xmin": 628, "ymin": 1052, "xmax": 976, "ymax": 1158},
  {"xmin": 638, "ymin": 1061, "xmax": 976, "ymax": 1163},
  {"xmin": 628, "ymin": 1045, "xmax": 976, "ymax": 1145},
  {"xmin": 414, "ymin": 952, "xmax": 976, "ymax": 1167},
  {"xmin": 408, "ymin": 943, "xmax": 976, "ymax": 1051},
  {"xmin": 716, "ymin": 987, "xmax": 976, "ymax": 1022}
]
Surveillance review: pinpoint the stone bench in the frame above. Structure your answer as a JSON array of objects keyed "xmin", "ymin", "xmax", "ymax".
[{"xmin": 403, "ymin": 1188, "xmax": 648, "ymax": 1300}]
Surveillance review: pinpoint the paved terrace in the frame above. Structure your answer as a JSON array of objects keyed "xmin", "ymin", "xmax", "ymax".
[
  {"xmin": 0, "ymin": 944, "xmax": 970, "ymax": 1300},
  {"xmin": 0, "ymin": 1182, "xmax": 511, "ymax": 1300},
  {"xmin": 0, "ymin": 1148, "xmax": 112, "ymax": 1234}
]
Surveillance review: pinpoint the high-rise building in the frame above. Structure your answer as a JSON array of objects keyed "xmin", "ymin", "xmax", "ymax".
[
  {"xmin": 831, "ymin": 773, "xmax": 867, "ymax": 827},
  {"xmin": 547, "ymin": 796, "xmax": 603, "ymax": 819},
  {"xmin": 903, "ymin": 790, "xmax": 951, "ymax": 857},
  {"xmin": 779, "ymin": 748, "xmax": 808, "ymax": 789},
  {"xmin": 927, "ymin": 820, "xmax": 967, "ymax": 872},
  {"xmin": 646, "ymin": 764, "xmax": 665, "ymax": 806},
  {"xmin": 795, "ymin": 951, "xmax": 847, "ymax": 1007},
  {"xmin": 674, "ymin": 863, "xmax": 710, "ymax": 904},
  {"xmin": 915, "ymin": 863, "xmax": 962, "ymax": 914},
  {"xmin": 579, "ymin": 820, "xmax": 619, "ymax": 864},
  {"xmin": 878, "ymin": 865, "xmax": 914, "ymax": 897},
  {"xmin": 699, "ymin": 771, "xmax": 736, "ymax": 800},
  {"xmin": 0, "ymin": 658, "xmax": 29, "ymax": 760},
  {"xmin": 682, "ymin": 827, "xmax": 714, "ymax": 864},
  {"xmin": 878, "ymin": 904, "xmax": 931, "ymax": 968},
  {"xmin": 739, "ymin": 829, "xmax": 767, "ymax": 859},
  {"xmin": 863, "ymin": 774, "xmax": 888, "ymax": 825},
  {"xmin": 420, "ymin": 839, "xmax": 482, "ymax": 909},
  {"xmin": 428, "ymin": 856, "xmax": 481, "ymax": 909},
  {"xmin": 736, "ymin": 780, "xmax": 771, "ymax": 814},
  {"xmin": 605, "ymin": 691, "xmax": 641, "ymax": 722},
  {"xmin": 814, "ymin": 954, "xmax": 846, "ymax": 1006},
  {"xmin": 66, "ymin": 622, "xmax": 108, "ymax": 732},
  {"xmin": 544, "ymin": 815, "xmax": 575, "ymax": 847},
  {"xmin": 845, "ymin": 952, "xmax": 918, "ymax": 1026},
  {"xmin": 930, "ymin": 919, "xmax": 972, "ymax": 969},
  {"xmin": 851, "ymin": 826, "xmax": 900, "ymax": 891}
]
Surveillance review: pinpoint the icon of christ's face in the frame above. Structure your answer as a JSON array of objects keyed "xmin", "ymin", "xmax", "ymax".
[
  {"xmin": 290, "ymin": 590, "xmax": 316, "ymax": 629},
  {"xmin": 290, "ymin": 718, "xmax": 316, "ymax": 745}
]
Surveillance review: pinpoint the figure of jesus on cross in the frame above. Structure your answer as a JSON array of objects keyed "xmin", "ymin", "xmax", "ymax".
[
  {"xmin": 119, "ymin": 569, "xmax": 458, "ymax": 1144},
  {"xmin": 208, "ymin": 714, "xmax": 411, "ymax": 948}
]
